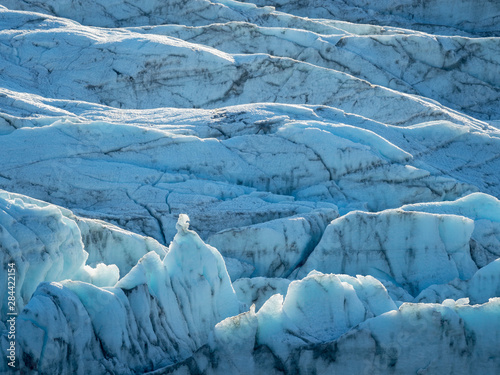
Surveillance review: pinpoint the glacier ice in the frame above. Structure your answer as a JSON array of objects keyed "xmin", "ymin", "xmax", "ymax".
[
  {"xmin": 4, "ymin": 214, "xmax": 242, "ymax": 373},
  {"xmin": 415, "ymin": 257, "xmax": 500, "ymax": 305},
  {"xmin": 0, "ymin": 0, "xmax": 500, "ymax": 373},
  {"xmin": 402, "ymin": 193, "xmax": 500, "ymax": 267},
  {"xmin": 207, "ymin": 209, "xmax": 337, "ymax": 277},
  {"xmin": 0, "ymin": 189, "xmax": 166, "ymax": 316},
  {"xmin": 0, "ymin": 101, "xmax": 493, "ymax": 243},
  {"xmin": 297, "ymin": 208, "xmax": 478, "ymax": 295},
  {"xmin": 164, "ymin": 281, "xmax": 500, "ymax": 375},
  {"xmin": 1, "ymin": 194, "xmax": 500, "ymax": 373},
  {"xmin": 237, "ymin": 0, "xmax": 500, "ymax": 36}
]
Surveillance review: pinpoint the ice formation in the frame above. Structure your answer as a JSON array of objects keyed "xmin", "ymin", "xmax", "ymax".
[
  {"xmin": 0, "ymin": 0, "xmax": 499, "ymax": 373},
  {"xmin": 296, "ymin": 209, "xmax": 478, "ymax": 295}
]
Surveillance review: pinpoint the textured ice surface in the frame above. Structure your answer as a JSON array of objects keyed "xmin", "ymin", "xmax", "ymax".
[
  {"xmin": 402, "ymin": 193, "xmax": 500, "ymax": 267},
  {"xmin": 5, "ymin": 215, "xmax": 241, "ymax": 373},
  {"xmin": 237, "ymin": 0, "xmax": 500, "ymax": 36},
  {"xmin": 0, "ymin": 189, "xmax": 167, "ymax": 315},
  {"xmin": 297, "ymin": 209, "xmax": 478, "ymax": 295},
  {"xmin": 0, "ymin": 0, "xmax": 499, "ymax": 373},
  {"xmin": 208, "ymin": 209, "xmax": 337, "ymax": 277},
  {"xmin": 1, "ymin": 194, "xmax": 500, "ymax": 373}
]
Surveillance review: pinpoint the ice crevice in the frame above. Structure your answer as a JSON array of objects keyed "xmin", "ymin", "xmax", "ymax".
[{"xmin": 126, "ymin": 190, "xmax": 168, "ymax": 245}]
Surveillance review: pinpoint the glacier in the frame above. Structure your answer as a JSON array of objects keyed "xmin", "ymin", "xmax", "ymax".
[{"xmin": 0, "ymin": 0, "xmax": 500, "ymax": 373}]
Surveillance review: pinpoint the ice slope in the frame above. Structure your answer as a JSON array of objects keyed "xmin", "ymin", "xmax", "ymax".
[
  {"xmin": 128, "ymin": 22, "xmax": 500, "ymax": 120},
  {"xmin": 1, "ymin": 6, "xmax": 499, "ymax": 120},
  {"xmin": 1, "ymin": 194, "xmax": 500, "ymax": 373},
  {"xmin": 297, "ymin": 209, "xmax": 478, "ymax": 295},
  {"xmin": 402, "ymin": 193, "xmax": 500, "ymax": 267},
  {"xmin": 239, "ymin": 0, "xmax": 500, "ymax": 36},
  {"xmin": 3, "ymin": 214, "xmax": 241, "ymax": 373},
  {"xmin": 1, "ymin": 91, "xmax": 499, "ymax": 244},
  {"xmin": 0, "ymin": 0, "xmax": 301, "ymax": 29},
  {"xmin": 0, "ymin": 0, "xmax": 500, "ymax": 373},
  {"xmin": 4, "ymin": 0, "xmax": 499, "ymax": 37},
  {"xmin": 0, "ymin": 189, "xmax": 169, "ymax": 316}
]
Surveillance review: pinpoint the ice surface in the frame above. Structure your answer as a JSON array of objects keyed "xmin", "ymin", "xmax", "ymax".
[
  {"xmin": 76, "ymin": 217, "xmax": 167, "ymax": 277},
  {"xmin": 1, "ymin": 197, "xmax": 500, "ymax": 372},
  {"xmin": 207, "ymin": 209, "xmax": 337, "ymax": 277},
  {"xmin": 0, "ymin": 0, "xmax": 499, "ymax": 373},
  {"xmin": 1, "ymin": 101, "xmax": 494, "ymax": 244},
  {"xmin": 284, "ymin": 300, "xmax": 500, "ymax": 375},
  {"xmin": 0, "ymin": 189, "xmax": 165, "ymax": 316},
  {"xmin": 0, "ymin": 190, "xmax": 86, "ymax": 314},
  {"xmin": 238, "ymin": 0, "xmax": 500, "ymax": 34},
  {"xmin": 4, "ymin": 215, "xmax": 242, "ymax": 373},
  {"xmin": 298, "ymin": 209, "xmax": 477, "ymax": 295},
  {"xmin": 415, "ymin": 258, "xmax": 500, "ymax": 305},
  {"xmin": 210, "ymin": 270, "xmax": 397, "ymax": 371},
  {"xmin": 232, "ymin": 277, "xmax": 290, "ymax": 311},
  {"xmin": 1, "ymin": 6, "xmax": 499, "ymax": 122},
  {"xmin": 170, "ymin": 299, "xmax": 500, "ymax": 374},
  {"xmin": 402, "ymin": 193, "xmax": 500, "ymax": 267}
]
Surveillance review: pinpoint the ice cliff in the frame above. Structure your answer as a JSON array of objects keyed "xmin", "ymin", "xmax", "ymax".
[{"xmin": 0, "ymin": 0, "xmax": 499, "ymax": 373}]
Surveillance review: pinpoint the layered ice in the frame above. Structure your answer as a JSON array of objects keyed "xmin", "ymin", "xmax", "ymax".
[
  {"xmin": 402, "ymin": 193, "xmax": 500, "ymax": 267},
  {"xmin": 1, "ymin": 104, "xmax": 494, "ymax": 244},
  {"xmin": 207, "ymin": 209, "xmax": 337, "ymax": 277},
  {"xmin": 298, "ymin": 209, "xmax": 478, "ymax": 295},
  {"xmin": 238, "ymin": 0, "xmax": 500, "ymax": 35},
  {"xmin": 1, "ymin": 6, "xmax": 499, "ymax": 122},
  {"xmin": 0, "ymin": 0, "xmax": 499, "ymax": 373},
  {"xmin": 4, "ymin": 214, "xmax": 241, "ymax": 373},
  {"xmin": 0, "ymin": 189, "xmax": 165, "ymax": 316},
  {"xmin": 1, "ymin": 194, "xmax": 500, "ymax": 373}
]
